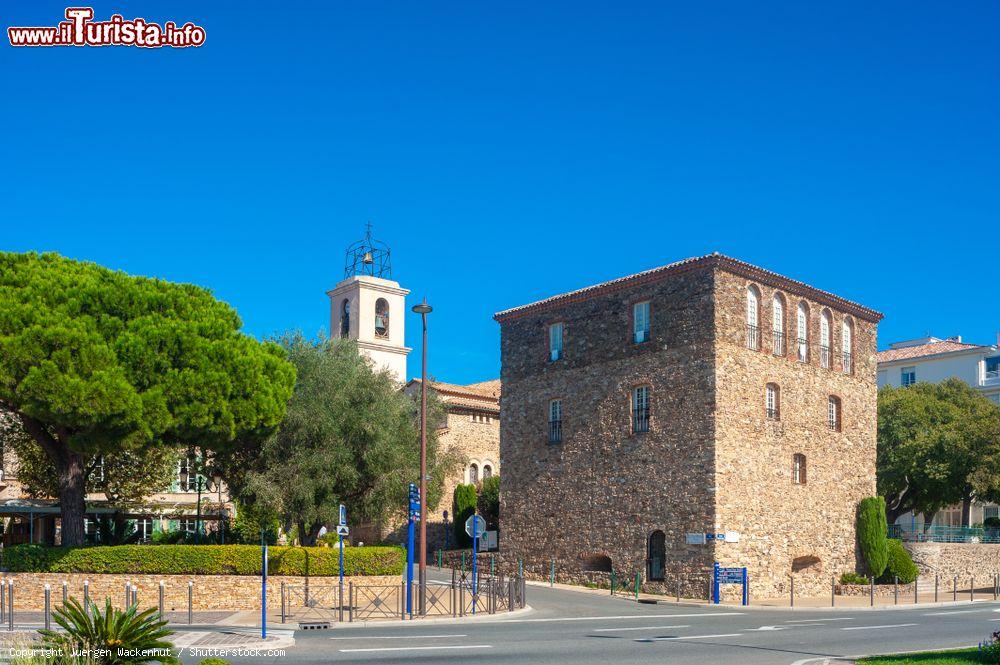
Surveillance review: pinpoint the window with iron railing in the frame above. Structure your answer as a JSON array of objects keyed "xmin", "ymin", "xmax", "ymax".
[
  {"xmin": 766, "ymin": 383, "xmax": 780, "ymax": 421},
  {"xmin": 746, "ymin": 324, "xmax": 760, "ymax": 351},
  {"xmin": 549, "ymin": 399, "xmax": 563, "ymax": 444},
  {"xmin": 772, "ymin": 331, "xmax": 786, "ymax": 356},
  {"xmin": 632, "ymin": 386, "xmax": 650, "ymax": 434},
  {"xmin": 820, "ymin": 345, "xmax": 831, "ymax": 369},
  {"xmin": 797, "ymin": 337, "xmax": 809, "ymax": 362},
  {"xmin": 828, "ymin": 396, "xmax": 841, "ymax": 431},
  {"xmin": 841, "ymin": 352, "xmax": 853, "ymax": 374}
]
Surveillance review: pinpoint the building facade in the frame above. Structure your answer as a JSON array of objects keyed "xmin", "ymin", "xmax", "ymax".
[
  {"xmin": 495, "ymin": 253, "xmax": 881, "ymax": 599},
  {"xmin": 403, "ymin": 379, "xmax": 500, "ymax": 550},
  {"xmin": 876, "ymin": 335, "xmax": 1000, "ymax": 528}
]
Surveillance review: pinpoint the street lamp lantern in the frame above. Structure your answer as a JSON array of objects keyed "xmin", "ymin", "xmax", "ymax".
[{"xmin": 412, "ymin": 298, "xmax": 432, "ymax": 615}]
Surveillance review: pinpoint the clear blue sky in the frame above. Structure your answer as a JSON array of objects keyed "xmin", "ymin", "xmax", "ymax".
[{"xmin": 3, "ymin": 1, "xmax": 997, "ymax": 383}]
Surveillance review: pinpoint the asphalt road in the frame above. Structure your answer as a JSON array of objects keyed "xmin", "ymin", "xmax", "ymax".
[{"xmin": 175, "ymin": 576, "xmax": 1000, "ymax": 665}]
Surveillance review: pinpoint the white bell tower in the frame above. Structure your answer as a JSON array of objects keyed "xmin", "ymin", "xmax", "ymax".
[{"xmin": 327, "ymin": 226, "xmax": 411, "ymax": 382}]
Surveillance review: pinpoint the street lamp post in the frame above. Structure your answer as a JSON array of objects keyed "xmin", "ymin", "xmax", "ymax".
[
  {"xmin": 209, "ymin": 472, "xmax": 224, "ymax": 545},
  {"xmin": 412, "ymin": 298, "xmax": 433, "ymax": 616}
]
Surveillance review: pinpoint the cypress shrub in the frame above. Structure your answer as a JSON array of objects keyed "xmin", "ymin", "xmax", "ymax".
[
  {"xmin": 452, "ymin": 483, "xmax": 477, "ymax": 548},
  {"xmin": 880, "ymin": 538, "xmax": 919, "ymax": 584},
  {"xmin": 4, "ymin": 544, "xmax": 402, "ymax": 576},
  {"xmin": 857, "ymin": 496, "xmax": 889, "ymax": 578}
]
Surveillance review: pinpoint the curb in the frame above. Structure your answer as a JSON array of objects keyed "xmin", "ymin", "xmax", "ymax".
[{"xmin": 204, "ymin": 605, "xmax": 535, "ymax": 631}]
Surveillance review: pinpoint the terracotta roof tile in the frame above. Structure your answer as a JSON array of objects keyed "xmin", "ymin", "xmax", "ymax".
[{"xmin": 876, "ymin": 340, "xmax": 987, "ymax": 363}]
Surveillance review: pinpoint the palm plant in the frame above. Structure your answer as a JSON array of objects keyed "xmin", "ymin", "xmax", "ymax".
[{"xmin": 39, "ymin": 597, "xmax": 177, "ymax": 664}]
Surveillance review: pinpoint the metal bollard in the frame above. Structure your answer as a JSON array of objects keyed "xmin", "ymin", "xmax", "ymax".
[
  {"xmin": 159, "ymin": 582, "xmax": 164, "ymax": 618},
  {"xmin": 953, "ymin": 576, "xmax": 957, "ymax": 602},
  {"xmin": 7, "ymin": 579, "xmax": 13, "ymax": 632},
  {"xmin": 971, "ymin": 576, "xmax": 975, "ymax": 603},
  {"xmin": 634, "ymin": 573, "xmax": 640, "ymax": 602},
  {"xmin": 508, "ymin": 578, "xmax": 514, "ymax": 612},
  {"xmin": 831, "ymin": 576, "xmax": 835, "ymax": 607},
  {"xmin": 935, "ymin": 574, "xmax": 939, "ymax": 603},
  {"xmin": 894, "ymin": 576, "xmax": 898, "ymax": 605},
  {"xmin": 84, "ymin": 580, "xmax": 89, "ymax": 607},
  {"xmin": 869, "ymin": 576, "xmax": 874, "ymax": 607},
  {"xmin": 280, "ymin": 582, "xmax": 286, "ymax": 624},
  {"xmin": 400, "ymin": 582, "xmax": 406, "ymax": 620},
  {"xmin": 44, "ymin": 585, "xmax": 50, "ymax": 631},
  {"xmin": 187, "ymin": 581, "xmax": 193, "ymax": 625},
  {"xmin": 1, "ymin": 578, "xmax": 5, "ymax": 623},
  {"xmin": 125, "ymin": 581, "xmax": 131, "ymax": 609},
  {"xmin": 676, "ymin": 576, "xmax": 681, "ymax": 603},
  {"xmin": 790, "ymin": 575, "xmax": 794, "ymax": 607},
  {"xmin": 349, "ymin": 582, "xmax": 354, "ymax": 622},
  {"xmin": 914, "ymin": 577, "xmax": 918, "ymax": 604},
  {"xmin": 460, "ymin": 578, "xmax": 466, "ymax": 617},
  {"xmin": 550, "ymin": 559, "xmax": 555, "ymax": 587},
  {"xmin": 62, "ymin": 581, "xmax": 68, "ymax": 607},
  {"xmin": 131, "ymin": 584, "xmax": 138, "ymax": 608}
]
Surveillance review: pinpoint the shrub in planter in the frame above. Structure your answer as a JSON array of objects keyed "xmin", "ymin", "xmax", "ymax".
[
  {"xmin": 839, "ymin": 572, "xmax": 869, "ymax": 585},
  {"xmin": 857, "ymin": 496, "xmax": 888, "ymax": 578},
  {"xmin": 39, "ymin": 597, "xmax": 176, "ymax": 664}
]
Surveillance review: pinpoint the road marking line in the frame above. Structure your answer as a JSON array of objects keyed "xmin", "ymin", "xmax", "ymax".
[
  {"xmin": 338, "ymin": 645, "xmax": 492, "ymax": 653},
  {"xmin": 925, "ymin": 609, "xmax": 991, "ymax": 615},
  {"xmin": 841, "ymin": 623, "xmax": 917, "ymax": 631},
  {"xmin": 638, "ymin": 633, "xmax": 743, "ymax": 642},
  {"xmin": 330, "ymin": 634, "xmax": 467, "ymax": 640},
  {"xmin": 784, "ymin": 618, "xmax": 854, "ymax": 623},
  {"xmin": 592, "ymin": 625, "xmax": 690, "ymax": 632},
  {"xmin": 499, "ymin": 612, "xmax": 744, "ymax": 624}
]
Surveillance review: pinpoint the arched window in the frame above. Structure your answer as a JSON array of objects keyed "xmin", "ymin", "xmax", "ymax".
[
  {"xmin": 828, "ymin": 396, "xmax": 841, "ymax": 432},
  {"xmin": 766, "ymin": 383, "xmax": 780, "ymax": 420},
  {"xmin": 340, "ymin": 299, "xmax": 350, "ymax": 338},
  {"xmin": 374, "ymin": 298, "xmax": 390, "ymax": 338},
  {"xmin": 648, "ymin": 531, "xmax": 666, "ymax": 581},
  {"xmin": 469, "ymin": 463, "xmax": 479, "ymax": 484},
  {"xmin": 482, "ymin": 464, "xmax": 493, "ymax": 479},
  {"xmin": 772, "ymin": 293, "xmax": 786, "ymax": 356},
  {"xmin": 820, "ymin": 310, "xmax": 832, "ymax": 368},
  {"xmin": 842, "ymin": 317, "xmax": 854, "ymax": 374},
  {"xmin": 796, "ymin": 302, "xmax": 810, "ymax": 362},
  {"xmin": 792, "ymin": 453, "xmax": 807, "ymax": 484},
  {"xmin": 746, "ymin": 285, "xmax": 761, "ymax": 350}
]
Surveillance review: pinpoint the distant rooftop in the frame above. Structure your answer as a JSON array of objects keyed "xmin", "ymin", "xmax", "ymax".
[
  {"xmin": 877, "ymin": 336, "xmax": 994, "ymax": 364},
  {"xmin": 406, "ymin": 378, "xmax": 500, "ymax": 413}
]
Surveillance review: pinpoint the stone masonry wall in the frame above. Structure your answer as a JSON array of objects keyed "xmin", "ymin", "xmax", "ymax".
[
  {"xmin": 906, "ymin": 542, "xmax": 1000, "ymax": 580},
  {"xmin": 0, "ymin": 573, "xmax": 400, "ymax": 611},
  {"xmin": 499, "ymin": 267, "xmax": 718, "ymax": 597},
  {"xmin": 712, "ymin": 269, "xmax": 878, "ymax": 599}
]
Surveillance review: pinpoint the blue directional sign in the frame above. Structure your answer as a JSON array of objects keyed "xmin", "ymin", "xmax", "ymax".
[
  {"xmin": 408, "ymin": 483, "xmax": 421, "ymax": 519},
  {"xmin": 339, "ymin": 504, "xmax": 347, "ymax": 527},
  {"xmin": 712, "ymin": 562, "xmax": 749, "ymax": 606}
]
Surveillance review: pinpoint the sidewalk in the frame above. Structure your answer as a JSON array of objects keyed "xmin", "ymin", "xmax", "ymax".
[{"xmin": 527, "ymin": 577, "xmax": 1000, "ymax": 611}]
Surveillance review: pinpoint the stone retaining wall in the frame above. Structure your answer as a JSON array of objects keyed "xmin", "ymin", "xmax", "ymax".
[
  {"xmin": 905, "ymin": 542, "xmax": 1000, "ymax": 578},
  {"xmin": 0, "ymin": 573, "xmax": 400, "ymax": 611}
]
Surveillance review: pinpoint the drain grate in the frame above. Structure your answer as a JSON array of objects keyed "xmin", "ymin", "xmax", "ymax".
[{"xmin": 298, "ymin": 621, "xmax": 331, "ymax": 630}]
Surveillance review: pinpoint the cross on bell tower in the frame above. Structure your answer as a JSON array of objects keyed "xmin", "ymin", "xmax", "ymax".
[{"xmin": 327, "ymin": 225, "xmax": 411, "ymax": 382}]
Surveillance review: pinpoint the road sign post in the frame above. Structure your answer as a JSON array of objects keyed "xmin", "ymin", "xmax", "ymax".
[
  {"xmin": 465, "ymin": 514, "xmax": 485, "ymax": 614},
  {"xmin": 712, "ymin": 563, "xmax": 749, "ymax": 606},
  {"xmin": 338, "ymin": 504, "xmax": 347, "ymax": 610},
  {"xmin": 406, "ymin": 483, "xmax": 420, "ymax": 617}
]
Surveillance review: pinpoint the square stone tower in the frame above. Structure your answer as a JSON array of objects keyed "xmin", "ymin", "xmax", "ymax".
[
  {"xmin": 327, "ymin": 275, "xmax": 411, "ymax": 383},
  {"xmin": 494, "ymin": 254, "xmax": 882, "ymax": 599}
]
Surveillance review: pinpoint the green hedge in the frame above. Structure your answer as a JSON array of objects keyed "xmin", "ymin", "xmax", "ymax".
[
  {"xmin": 879, "ymin": 539, "xmax": 919, "ymax": 584},
  {"xmin": 4, "ymin": 544, "xmax": 403, "ymax": 576}
]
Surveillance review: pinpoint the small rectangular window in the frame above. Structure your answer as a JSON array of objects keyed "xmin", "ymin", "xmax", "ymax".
[
  {"xmin": 548, "ymin": 399, "xmax": 562, "ymax": 444},
  {"xmin": 632, "ymin": 386, "xmax": 650, "ymax": 434},
  {"xmin": 901, "ymin": 366, "xmax": 916, "ymax": 387},
  {"xmin": 828, "ymin": 397, "xmax": 841, "ymax": 431},
  {"xmin": 549, "ymin": 323, "xmax": 564, "ymax": 361},
  {"xmin": 633, "ymin": 301, "xmax": 650, "ymax": 344}
]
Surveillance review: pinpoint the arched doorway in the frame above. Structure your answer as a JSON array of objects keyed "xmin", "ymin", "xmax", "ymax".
[{"xmin": 648, "ymin": 530, "xmax": 665, "ymax": 581}]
